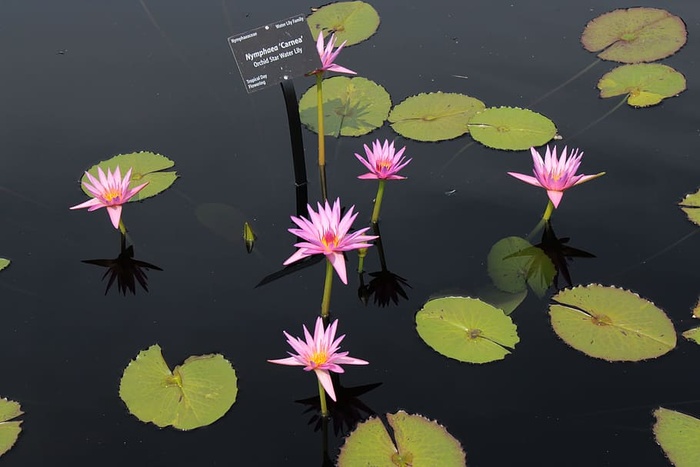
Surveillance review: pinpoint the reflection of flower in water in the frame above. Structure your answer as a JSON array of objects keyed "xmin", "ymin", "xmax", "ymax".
[
  {"xmin": 535, "ymin": 221, "xmax": 595, "ymax": 289},
  {"xmin": 363, "ymin": 270, "xmax": 411, "ymax": 307},
  {"xmin": 82, "ymin": 244, "xmax": 162, "ymax": 295}
]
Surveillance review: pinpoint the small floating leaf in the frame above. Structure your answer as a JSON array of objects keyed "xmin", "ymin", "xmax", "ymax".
[
  {"xmin": 338, "ymin": 410, "xmax": 466, "ymax": 467},
  {"xmin": 468, "ymin": 107, "xmax": 556, "ymax": 150},
  {"xmin": 243, "ymin": 222, "xmax": 256, "ymax": 254},
  {"xmin": 679, "ymin": 188, "xmax": 700, "ymax": 226},
  {"xmin": 598, "ymin": 64, "xmax": 686, "ymax": 107},
  {"xmin": 119, "ymin": 344, "xmax": 238, "ymax": 430},
  {"xmin": 388, "ymin": 92, "xmax": 486, "ymax": 142},
  {"xmin": 81, "ymin": 151, "xmax": 177, "ymax": 201},
  {"xmin": 416, "ymin": 296, "xmax": 519, "ymax": 363},
  {"xmin": 581, "ymin": 8, "xmax": 687, "ymax": 63},
  {"xmin": 0, "ymin": 259, "xmax": 9, "ymax": 272},
  {"xmin": 549, "ymin": 285, "xmax": 676, "ymax": 361},
  {"xmin": 682, "ymin": 327, "xmax": 700, "ymax": 345},
  {"xmin": 299, "ymin": 76, "xmax": 391, "ymax": 137},
  {"xmin": 654, "ymin": 408, "xmax": 700, "ymax": 467},
  {"xmin": 0, "ymin": 398, "xmax": 22, "ymax": 457},
  {"xmin": 307, "ymin": 1, "xmax": 380, "ymax": 46}
]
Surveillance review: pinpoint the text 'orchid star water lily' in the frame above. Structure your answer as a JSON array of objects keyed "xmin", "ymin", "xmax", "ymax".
[
  {"xmin": 284, "ymin": 198, "xmax": 377, "ymax": 284},
  {"xmin": 70, "ymin": 166, "xmax": 148, "ymax": 229},
  {"xmin": 355, "ymin": 139, "xmax": 412, "ymax": 180},
  {"xmin": 268, "ymin": 317, "xmax": 368, "ymax": 402},
  {"xmin": 310, "ymin": 32, "xmax": 356, "ymax": 76},
  {"xmin": 508, "ymin": 145, "xmax": 605, "ymax": 209}
]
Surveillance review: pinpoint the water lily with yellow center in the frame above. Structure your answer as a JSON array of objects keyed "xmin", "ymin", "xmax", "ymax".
[
  {"xmin": 355, "ymin": 139, "xmax": 412, "ymax": 180},
  {"xmin": 70, "ymin": 166, "xmax": 148, "ymax": 229}
]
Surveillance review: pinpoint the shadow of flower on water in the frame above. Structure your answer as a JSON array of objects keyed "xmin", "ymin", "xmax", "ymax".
[{"xmin": 534, "ymin": 221, "xmax": 596, "ymax": 289}]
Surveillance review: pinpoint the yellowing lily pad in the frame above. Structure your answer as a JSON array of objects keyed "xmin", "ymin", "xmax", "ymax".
[
  {"xmin": 307, "ymin": 1, "xmax": 380, "ymax": 46},
  {"xmin": 416, "ymin": 296, "xmax": 519, "ymax": 364},
  {"xmin": 388, "ymin": 92, "xmax": 486, "ymax": 142},
  {"xmin": 598, "ymin": 64, "xmax": 686, "ymax": 107},
  {"xmin": 549, "ymin": 285, "xmax": 676, "ymax": 361},
  {"xmin": 299, "ymin": 76, "xmax": 391, "ymax": 137},
  {"xmin": 487, "ymin": 237, "xmax": 555, "ymax": 297},
  {"xmin": 679, "ymin": 188, "xmax": 700, "ymax": 226},
  {"xmin": 337, "ymin": 410, "xmax": 466, "ymax": 467},
  {"xmin": 119, "ymin": 344, "xmax": 238, "ymax": 430},
  {"xmin": 468, "ymin": 107, "xmax": 557, "ymax": 150},
  {"xmin": 81, "ymin": 151, "xmax": 178, "ymax": 201},
  {"xmin": 682, "ymin": 327, "xmax": 700, "ymax": 345},
  {"xmin": 0, "ymin": 398, "xmax": 23, "ymax": 457},
  {"xmin": 581, "ymin": 8, "xmax": 687, "ymax": 63},
  {"xmin": 0, "ymin": 259, "xmax": 9, "ymax": 272},
  {"xmin": 654, "ymin": 408, "xmax": 700, "ymax": 467}
]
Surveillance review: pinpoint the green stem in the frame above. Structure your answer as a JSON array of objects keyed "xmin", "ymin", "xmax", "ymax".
[
  {"xmin": 320, "ymin": 259, "xmax": 334, "ymax": 318},
  {"xmin": 317, "ymin": 376, "xmax": 329, "ymax": 417},
  {"xmin": 542, "ymin": 200, "xmax": 555, "ymax": 222},
  {"xmin": 316, "ymin": 73, "xmax": 328, "ymax": 201},
  {"xmin": 357, "ymin": 247, "xmax": 367, "ymax": 273},
  {"xmin": 370, "ymin": 180, "xmax": 386, "ymax": 224},
  {"xmin": 118, "ymin": 220, "xmax": 127, "ymax": 236}
]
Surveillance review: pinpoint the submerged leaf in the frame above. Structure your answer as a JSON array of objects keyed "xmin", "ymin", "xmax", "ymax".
[
  {"xmin": 416, "ymin": 296, "xmax": 519, "ymax": 363},
  {"xmin": 679, "ymin": 188, "xmax": 700, "ymax": 226},
  {"xmin": 81, "ymin": 151, "xmax": 178, "ymax": 201},
  {"xmin": 388, "ymin": 92, "xmax": 486, "ymax": 142},
  {"xmin": 0, "ymin": 398, "xmax": 22, "ymax": 457},
  {"xmin": 549, "ymin": 285, "xmax": 676, "ymax": 361},
  {"xmin": 468, "ymin": 107, "xmax": 557, "ymax": 150},
  {"xmin": 487, "ymin": 237, "xmax": 554, "ymax": 297},
  {"xmin": 581, "ymin": 8, "xmax": 687, "ymax": 63},
  {"xmin": 119, "ymin": 344, "xmax": 238, "ymax": 430},
  {"xmin": 299, "ymin": 76, "xmax": 391, "ymax": 137},
  {"xmin": 654, "ymin": 408, "xmax": 700, "ymax": 467},
  {"xmin": 0, "ymin": 259, "xmax": 9, "ymax": 272},
  {"xmin": 598, "ymin": 64, "xmax": 686, "ymax": 107},
  {"xmin": 307, "ymin": 1, "xmax": 380, "ymax": 46},
  {"xmin": 338, "ymin": 410, "xmax": 466, "ymax": 467}
]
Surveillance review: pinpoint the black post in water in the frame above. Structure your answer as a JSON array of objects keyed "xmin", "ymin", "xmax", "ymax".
[{"xmin": 280, "ymin": 79, "xmax": 308, "ymax": 217}]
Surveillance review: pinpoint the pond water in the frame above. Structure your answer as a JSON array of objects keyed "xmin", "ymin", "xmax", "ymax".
[{"xmin": 1, "ymin": 0, "xmax": 699, "ymax": 465}]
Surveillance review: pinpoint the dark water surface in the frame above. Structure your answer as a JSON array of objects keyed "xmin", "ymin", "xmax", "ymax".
[{"xmin": 1, "ymin": 0, "xmax": 699, "ymax": 465}]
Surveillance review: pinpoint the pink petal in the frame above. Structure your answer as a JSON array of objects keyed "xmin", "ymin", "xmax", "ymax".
[
  {"xmin": 283, "ymin": 248, "xmax": 311, "ymax": 266},
  {"xmin": 69, "ymin": 198, "xmax": 103, "ymax": 210},
  {"xmin": 267, "ymin": 357, "xmax": 305, "ymax": 366},
  {"xmin": 358, "ymin": 173, "xmax": 380, "ymax": 180},
  {"xmin": 314, "ymin": 369, "xmax": 336, "ymax": 401},
  {"xmin": 508, "ymin": 172, "xmax": 544, "ymax": 188},
  {"xmin": 106, "ymin": 205, "xmax": 123, "ymax": 229},
  {"xmin": 328, "ymin": 252, "xmax": 348, "ymax": 284},
  {"xmin": 546, "ymin": 190, "xmax": 564, "ymax": 208}
]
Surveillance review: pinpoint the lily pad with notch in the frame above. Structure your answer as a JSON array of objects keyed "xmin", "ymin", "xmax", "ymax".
[
  {"xmin": 597, "ymin": 64, "xmax": 686, "ymax": 107},
  {"xmin": 653, "ymin": 407, "xmax": 700, "ymax": 467},
  {"xmin": 0, "ymin": 398, "xmax": 22, "ymax": 457},
  {"xmin": 307, "ymin": 1, "xmax": 380, "ymax": 46},
  {"xmin": 549, "ymin": 284, "xmax": 676, "ymax": 361},
  {"xmin": 679, "ymin": 188, "xmax": 700, "ymax": 226},
  {"xmin": 468, "ymin": 107, "xmax": 557, "ymax": 150}
]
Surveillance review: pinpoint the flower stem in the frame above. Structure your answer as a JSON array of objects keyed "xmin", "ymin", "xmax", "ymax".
[
  {"xmin": 118, "ymin": 220, "xmax": 127, "ymax": 236},
  {"xmin": 316, "ymin": 73, "xmax": 328, "ymax": 201},
  {"xmin": 542, "ymin": 200, "xmax": 555, "ymax": 222},
  {"xmin": 320, "ymin": 258, "xmax": 334, "ymax": 318},
  {"xmin": 357, "ymin": 247, "xmax": 367, "ymax": 273},
  {"xmin": 317, "ymin": 376, "xmax": 329, "ymax": 417},
  {"xmin": 370, "ymin": 180, "xmax": 386, "ymax": 224}
]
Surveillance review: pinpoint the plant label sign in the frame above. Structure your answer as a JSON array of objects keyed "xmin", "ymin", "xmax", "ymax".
[{"xmin": 228, "ymin": 14, "xmax": 320, "ymax": 93}]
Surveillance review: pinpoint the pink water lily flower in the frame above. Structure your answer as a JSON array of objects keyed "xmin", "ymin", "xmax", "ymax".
[
  {"xmin": 355, "ymin": 139, "xmax": 412, "ymax": 180},
  {"xmin": 70, "ymin": 166, "xmax": 148, "ymax": 229},
  {"xmin": 268, "ymin": 317, "xmax": 368, "ymax": 402},
  {"xmin": 311, "ymin": 32, "xmax": 356, "ymax": 75},
  {"xmin": 508, "ymin": 145, "xmax": 605, "ymax": 208},
  {"xmin": 284, "ymin": 198, "xmax": 377, "ymax": 284}
]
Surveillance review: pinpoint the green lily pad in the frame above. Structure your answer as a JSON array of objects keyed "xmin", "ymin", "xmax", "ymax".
[
  {"xmin": 299, "ymin": 76, "xmax": 391, "ymax": 137},
  {"xmin": 119, "ymin": 344, "xmax": 238, "ymax": 430},
  {"xmin": 0, "ymin": 259, "xmax": 9, "ymax": 272},
  {"xmin": 487, "ymin": 237, "xmax": 555, "ymax": 297},
  {"xmin": 598, "ymin": 64, "xmax": 686, "ymax": 107},
  {"xmin": 468, "ymin": 107, "xmax": 557, "ymax": 150},
  {"xmin": 0, "ymin": 398, "xmax": 22, "ymax": 457},
  {"xmin": 338, "ymin": 410, "xmax": 466, "ymax": 467},
  {"xmin": 654, "ymin": 408, "xmax": 700, "ymax": 467},
  {"xmin": 693, "ymin": 298, "xmax": 700, "ymax": 318},
  {"xmin": 549, "ymin": 285, "xmax": 677, "ymax": 361},
  {"xmin": 682, "ymin": 327, "xmax": 700, "ymax": 345},
  {"xmin": 81, "ymin": 151, "xmax": 178, "ymax": 201},
  {"xmin": 679, "ymin": 188, "xmax": 700, "ymax": 226},
  {"xmin": 416, "ymin": 296, "xmax": 519, "ymax": 364},
  {"xmin": 388, "ymin": 92, "xmax": 486, "ymax": 142},
  {"xmin": 307, "ymin": 1, "xmax": 380, "ymax": 46},
  {"xmin": 581, "ymin": 8, "xmax": 687, "ymax": 63}
]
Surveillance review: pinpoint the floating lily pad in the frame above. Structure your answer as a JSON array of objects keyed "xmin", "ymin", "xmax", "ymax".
[
  {"xmin": 654, "ymin": 408, "xmax": 700, "ymax": 467},
  {"xmin": 0, "ymin": 398, "xmax": 22, "ymax": 457},
  {"xmin": 307, "ymin": 1, "xmax": 380, "ymax": 46},
  {"xmin": 682, "ymin": 327, "xmax": 700, "ymax": 345},
  {"xmin": 468, "ymin": 107, "xmax": 556, "ymax": 150},
  {"xmin": 81, "ymin": 151, "xmax": 178, "ymax": 201},
  {"xmin": 0, "ymin": 259, "xmax": 9, "ymax": 272},
  {"xmin": 338, "ymin": 410, "xmax": 466, "ymax": 467},
  {"xmin": 487, "ymin": 237, "xmax": 555, "ymax": 297},
  {"xmin": 679, "ymin": 188, "xmax": 700, "ymax": 226},
  {"xmin": 119, "ymin": 344, "xmax": 238, "ymax": 430},
  {"xmin": 299, "ymin": 76, "xmax": 391, "ymax": 137},
  {"xmin": 549, "ymin": 285, "xmax": 676, "ymax": 361},
  {"xmin": 416, "ymin": 296, "xmax": 519, "ymax": 363},
  {"xmin": 581, "ymin": 8, "xmax": 687, "ymax": 63},
  {"xmin": 598, "ymin": 64, "xmax": 686, "ymax": 107},
  {"xmin": 388, "ymin": 92, "xmax": 486, "ymax": 142}
]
